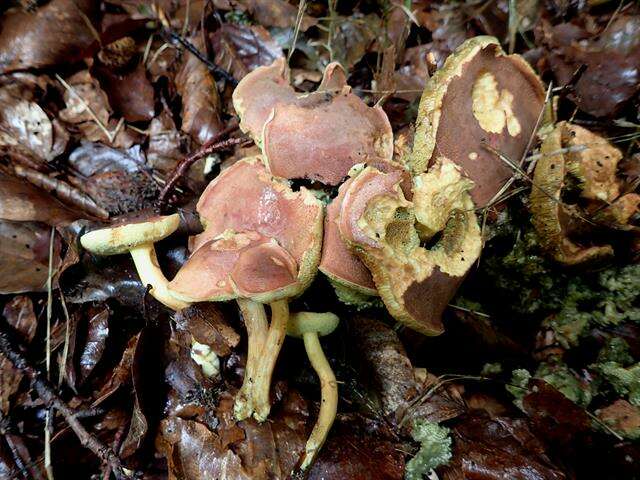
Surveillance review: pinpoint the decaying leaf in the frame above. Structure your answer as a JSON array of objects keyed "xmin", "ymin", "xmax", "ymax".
[
  {"xmin": 175, "ymin": 35, "xmax": 223, "ymax": 145},
  {"xmin": 0, "ymin": 0, "xmax": 98, "ymax": 73}
]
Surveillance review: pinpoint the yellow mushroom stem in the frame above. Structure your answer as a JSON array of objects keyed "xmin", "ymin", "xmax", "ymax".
[
  {"xmin": 299, "ymin": 331, "xmax": 338, "ymax": 471},
  {"xmin": 251, "ymin": 299, "xmax": 289, "ymax": 422},
  {"xmin": 234, "ymin": 298, "xmax": 268, "ymax": 420},
  {"xmin": 129, "ymin": 244, "xmax": 189, "ymax": 311}
]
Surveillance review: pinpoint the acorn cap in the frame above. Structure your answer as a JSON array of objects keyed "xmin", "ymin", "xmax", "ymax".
[
  {"xmin": 410, "ymin": 36, "xmax": 546, "ymax": 207},
  {"xmin": 80, "ymin": 214, "xmax": 180, "ymax": 256},
  {"xmin": 287, "ymin": 312, "xmax": 340, "ymax": 338},
  {"xmin": 192, "ymin": 157, "xmax": 323, "ymax": 295},
  {"xmin": 168, "ymin": 230, "xmax": 299, "ymax": 303}
]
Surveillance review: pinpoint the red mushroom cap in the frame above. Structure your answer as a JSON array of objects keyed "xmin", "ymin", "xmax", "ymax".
[
  {"xmin": 168, "ymin": 230, "xmax": 298, "ymax": 303},
  {"xmin": 193, "ymin": 157, "xmax": 323, "ymax": 293}
]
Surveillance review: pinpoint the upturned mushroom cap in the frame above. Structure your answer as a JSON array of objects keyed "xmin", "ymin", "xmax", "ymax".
[
  {"xmin": 80, "ymin": 213, "xmax": 180, "ymax": 255},
  {"xmin": 233, "ymin": 58, "xmax": 394, "ymax": 185},
  {"xmin": 410, "ymin": 36, "xmax": 546, "ymax": 207},
  {"xmin": 232, "ymin": 58, "xmax": 298, "ymax": 145},
  {"xmin": 262, "ymin": 86, "xmax": 394, "ymax": 185},
  {"xmin": 339, "ymin": 166, "xmax": 481, "ymax": 335},
  {"xmin": 192, "ymin": 157, "xmax": 323, "ymax": 294},
  {"xmin": 530, "ymin": 124, "xmax": 613, "ymax": 265},
  {"xmin": 287, "ymin": 312, "xmax": 340, "ymax": 338},
  {"xmin": 319, "ymin": 176, "xmax": 377, "ymax": 296},
  {"xmin": 168, "ymin": 230, "xmax": 299, "ymax": 303}
]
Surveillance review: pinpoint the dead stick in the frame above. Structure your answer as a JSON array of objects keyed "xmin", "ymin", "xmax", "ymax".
[
  {"xmin": 156, "ymin": 122, "xmax": 250, "ymax": 210},
  {"xmin": 0, "ymin": 329, "xmax": 134, "ymax": 480}
]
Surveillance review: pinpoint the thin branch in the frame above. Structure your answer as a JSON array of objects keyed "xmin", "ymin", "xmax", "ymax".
[
  {"xmin": 156, "ymin": 121, "xmax": 250, "ymax": 210},
  {"xmin": 0, "ymin": 329, "xmax": 134, "ymax": 480}
]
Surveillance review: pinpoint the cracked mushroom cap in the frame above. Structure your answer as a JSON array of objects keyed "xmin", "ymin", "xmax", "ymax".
[
  {"xmin": 531, "ymin": 124, "xmax": 614, "ymax": 265},
  {"xmin": 168, "ymin": 230, "xmax": 299, "ymax": 303},
  {"xmin": 410, "ymin": 36, "xmax": 546, "ymax": 207},
  {"xmin": 319, "ymin": 159, "xmax": 412, "ymax": 298},
  {"xmin": 80, "ymin": 214, "xmax": 180, "ymax": 256},
  {"xmin": 338, "ymin": 166, "xmax": 481, "ymax": 335},
  {"xmin": 233, "ymin": 58, "xmax": 394, "ymax": 185},
  {"xmin": 192, "ymin": 157, "xmax": 323, "ymax": 294}
]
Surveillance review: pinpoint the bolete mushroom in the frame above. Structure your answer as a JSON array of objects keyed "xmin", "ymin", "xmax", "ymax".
[
  {"xmin": 233, "ymin": 59, "xmax": 394, "ymax": 185},
  {"xmin": 530, "ymin": 123, "xmax": 614, "ymax": 265},
  {"xmin": 286, "ymin": 311, "xmax": 339, "ymax": 472},
  {"xmin": 338, "ymin": 164, "xmax": 482, "ymax": 335},
  {"xmin": 410, "ymin": 36, "xmax": 546, "ymax": 207},
  {"xmin": 80, "ymin": 213, "xmax": 188, "ymax": 311},
  {"xmin": 169, "ymin": 158, "xmax": 324, "ymax": 421}
]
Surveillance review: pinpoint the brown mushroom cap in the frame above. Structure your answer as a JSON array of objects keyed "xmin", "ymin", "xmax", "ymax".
[
  {"xmin": 410, "ymin": 36, "xmax": 546, "ymax": 207},
  {"xmin": 530, "ymin": 124, "xmax": 614, "ymax": 265},
  {"xmin": 319, "ymin": 176, "xmax": 377, "ymax": 295},
  {"xmin": 338, "ymin": 166, "xmax": 481, "ymax": 335},
  {"xmin": 168, "ymin": 230, "xmax": 299, "ymax": 303},
  {"xmin": 193, "ymin": 157, "xmax": 323, "ymax": 294},
  {"xmin": 80, "ymin": 213, "xmax": 180, "ymax": 255},
  {"xmin": 232, "ymin": 58, "xmax": 298, "ymax": 146},
  {"xmin": 262, "ymin": 89, "xmax": 394, "ymax": 185},
  {"xmin": 233, "ymin": 58, "xmax": 393, "ymax": 185}
]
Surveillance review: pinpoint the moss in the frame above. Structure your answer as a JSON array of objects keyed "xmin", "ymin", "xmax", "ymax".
[
  {"xmin": 598, "ymin": 362, "xmax": 640, "ymax": 407},
  {"xmin": 597, "ymin": 337, "xmax": 633, "ymax": 365},
  {"xmin": 405, "ymin": 420, "xmax": 452, "ymax": 480}
]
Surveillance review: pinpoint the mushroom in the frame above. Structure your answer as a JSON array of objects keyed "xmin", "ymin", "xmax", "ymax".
[
  {"xmin": 319, "ymin": 159, "xmax": 413, "ymax": 306},
  {"xmin": 80, "ymin": 213, "xmax": 188, "ymax": 311},
  {"xmin": 530, "ymin": 123, "xmax": 614, "ymax": 265},
  {"xmin": 233, "ymin": 59, "xmax": 394, "ymax": 185},
  {"xmin": 338, "ymin": 164, "xmax": 482, "ymax": 335},
  {"xmin": 286, "ymin": 311, "xmax": 339, "ymax": 472},
  {"xmin": 410, "ymin": 36, "xmax": 546, "ymax": 207},
  {"xmin": 169, "ymin": 158, "xmax": 323, "ymax": 421}
]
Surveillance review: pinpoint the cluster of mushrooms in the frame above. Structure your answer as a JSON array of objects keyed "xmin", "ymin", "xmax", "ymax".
[{"xmin": 80, "ymin": 36, "xmax": 546, "ymax": 472}]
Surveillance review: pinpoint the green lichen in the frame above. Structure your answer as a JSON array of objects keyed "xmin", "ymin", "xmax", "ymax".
[
  {"xmin": 405, "ymin": 420, "xmax": 452, "ymax": 480},
  {"xmin": 597, "ymin": 337, "xmax": 633, "ymax": 365},
  {"xmin": 330, "ymin": 279, "xmax": 382, "ymax": 310},
  {"xmin": 535, "ymin": 362, "xmax": 593, "ymax": 407},
  {"xmin": 598, "ymin": 362, "xmax": 640, "ymax": 407},
  {"xmin": 507, "ymin": 368, "xmax": 531, "ymax": 410}
]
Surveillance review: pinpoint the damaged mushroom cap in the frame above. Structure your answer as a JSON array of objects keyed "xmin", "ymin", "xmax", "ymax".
[
  {"xmin": 319, "ymin": 159, "xmax": 412, "ymax": 300},
  {"xmin": 232, "ymin": 58, "xmax": 298, "ymax": 145},
  {"xmin": 339, "ymin": 166, "xmax": 481, "ymax": 335},
  {"xmin": 263, "ymin": 79, "xmax": 394, "ymax": 185},
  {"xmin": 559, "ymin": 122, "xmax": 622, "ymax": 203},
  {"xmin": 410, "ymin": 36, "xmax": 546, "ymax": 206},
  {"xmin": 168, "ymin": 230, "xmax": 299, "ymax": 304},
  {"xmin": 531, "ymin": 124, "xmax": 614, "ymax": 265},
  {"xmin": 193, "ymin": 157, "xmax": 323, "ymax": 294},
  {"xmin": 80, "ymin": 213, "xmax": 180, "ymax": 256}
]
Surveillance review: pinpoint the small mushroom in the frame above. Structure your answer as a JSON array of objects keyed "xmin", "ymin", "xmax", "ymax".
[
  {"xmin": 410, "ymin": 36, "xmax": 546, "ymax": 207},
  {"xmin": 338, "ymin": 165, "xmax": 482, "ymax": 335},
  {"xmin": 531, "ymin": 124, "xmax": 614, "ymax": 265},
  {"xmin": 286, "ymin": 311, "xmax": 339, "ymax": 472},
  {"xmin": 170, "ymin": 157, "xmax": 324, "ymax": 422},
  {"xmin": 233, "ymin": 59, "xmax": 394, "ymax": 185},
  {"xmin": 80, "ymin": 213, "xmax": 188, "ymax": 311}
]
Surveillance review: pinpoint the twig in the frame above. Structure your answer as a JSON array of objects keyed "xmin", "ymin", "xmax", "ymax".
[
  {"xmin": 290, "ymin": 0, "xmax": 308, "ymax": 62},
  {"xmin": 156, "ymin": 121, "xmax": 248, "ymax": 210},
  {"xmin": 161, "ymin": 29, "xmax": 237, "ymax": 85},
  {"xmin": 0, "ymin": 329, "xmax": 134, "ymax": 480}
]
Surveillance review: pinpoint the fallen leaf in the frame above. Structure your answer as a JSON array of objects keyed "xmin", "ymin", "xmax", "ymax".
[
  {"xmin": 238, "ymin": 0, "xmax": 316, "ymax": 31},
  {"xmin": 174, "ymin": 304, "xmax": 240, "ymax": 357},
  {"xmin": 78, "ymin": 305, "xmax": 110, "ymax": 384},
  {"xmin": 0, "ymin": 296, "xmax": 37, "ymax": 413},
  {"xmin": 175, "ymin": 35, "xmax": 223, "ymax": 145},
  {"xmin": 210, "ymin": 24, "xmax": 283, "ymax": 80},
  {"xmin": 93, "ymin": 61, "xmax": 155, "ymax": 122},
  {"xmin": 93, "ymin": 332, "xmax": 139, "ymax": 406},
  {"xmin": 440, "ymin": 412, "xmax": 566, "ymax": 480},
  {"xmin": 0, "ymin": 220, "xmax": 62, "ymax": 294},
  {"xmin": 0, "ymin": 173, "xmax": 81, "ymax": 226},
  {"xmin": 0, "ymin": 0, "xmax": 98, "ymax": 74}
]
